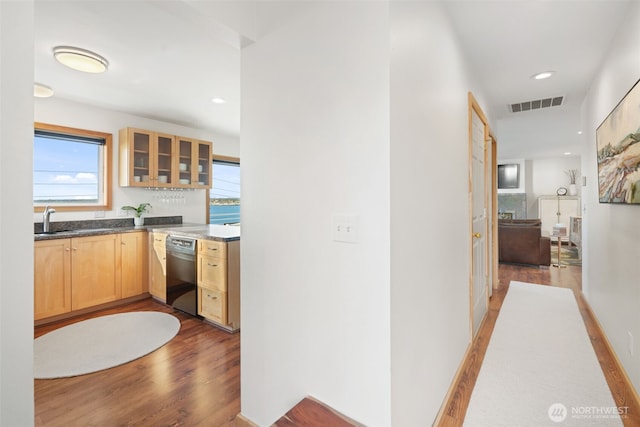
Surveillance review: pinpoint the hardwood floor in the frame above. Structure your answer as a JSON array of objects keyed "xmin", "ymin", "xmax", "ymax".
[
  {"xmin": 34, "ymin": 298, "xmax": 240, "ymax": 427},
  {"xmin": 438, "ymin": 263, "xmax": 640, "ymax": 427},
  {"xmin": 35, "ymin": 265, "xmax": 639, "ymax": 427},
  {"xmin": 273, "ymin": 397, "xmax": 362, "ymax": 427}
]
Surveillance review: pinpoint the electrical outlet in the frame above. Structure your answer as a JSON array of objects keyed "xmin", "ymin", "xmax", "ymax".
[
  {"xmin": 629, "ymin": 332, "xmax": 634, "ymax": 356},
  {"xmin": 94, "ymin": 210, "xmax": 105, "ymax": 218},
  {"xmin": 332, "ymin": 214, "xmax": 358, "ymax": 243}
]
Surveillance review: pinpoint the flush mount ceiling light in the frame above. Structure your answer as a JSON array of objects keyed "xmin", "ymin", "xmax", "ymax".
[
  {"xmin": 211, "ymin": 97, "xmax": 226, "ymax": 104},
  {"xmin": 53, "ymin": 46, "xmax": 109, "ymax": 73},
  {"xmin": 531, "ymin": 71, "xmax": 555, "ymax": 80},
  {"xmin": 34, "ymin": 83, "xmax": 54, "ymax": 98}
]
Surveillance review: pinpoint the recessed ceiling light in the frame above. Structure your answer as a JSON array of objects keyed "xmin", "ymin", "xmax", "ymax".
[
  {"xmin": 34, "ymin": 83, "xmax": 54, "ymax": 98},
  {"xmin": 577, "ymin": 131, "xmax": 583, "ymax": 135},
  {"xmin": 53, "ymin": 46, "xmax": 109, "ymax": 73},
  {"xmin": 564, "ymin": 152, "xmax": 572, "ymax": 155},
  {"xmin": 211, "ymin": 97, "xmax": 226, "ymax": 104},
  {"xmin": 531, "ymin": 71, "xmax": 555, "ymax": 80}
]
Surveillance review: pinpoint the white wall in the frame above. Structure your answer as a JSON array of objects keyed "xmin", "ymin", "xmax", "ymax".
[
  {"xmin": 389, "ymin": 2, "xmax": 481, "ymax": 424},
  {"xmin": 580, "ymin": 0, "xmax": 640, "ymax": 393},
  {"xmin": 34, "ymin": 97, "xmax": 239, "ymax": 224},
  {"xmin": 0, "ymin": 1, "xmax": 35, "ymax": 424},
  {"xmin": 241, "ymin": 2, "xmax": 391, "ymax": 425},
  {"xmin": 241, "ymin": 2, "xmax": 492, "ymax": 425}
]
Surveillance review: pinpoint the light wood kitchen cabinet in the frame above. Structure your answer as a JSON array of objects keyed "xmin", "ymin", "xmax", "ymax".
[
  {"xmin": 148, "ymin": 231, "xmax": 167, "ymax": 302},
  {"xmin": 120, "ymin": 127, "xmax": 212, "ymax": 189},
  {"xmin": 195, "ymin": 140, "xmax": 212, "ymax": 188},
  {"xmin": 34, "ymin": 232, "xmax": 151, "ymax": 322},
  {"xmin": 197, "ymin": 239, "xmax": 240, "ymax": 331},
  {"xmin": 121, "ymin": 232, "xmax": 149, "ymax": 298},
  {"xmin": 119, "ymin": 128, "xmax": 177, "ymax": 188},
  {"xmin": 34, "ymin": 239, "xmax": 72, "ymax": 320},
  {"xmin": 71, "ymin": 234, "xmax": 122, "ymax": 310},
  {"xmin": 198, "ymin": 287, "xmax": 226, "ymax": 324},
  {"xmin": 197, "ymin": 239, "xmax": 227, "ymax": 290},
  {"xmin": 176, "ymin": 136, "xmax": 212, "ymax": 189}
]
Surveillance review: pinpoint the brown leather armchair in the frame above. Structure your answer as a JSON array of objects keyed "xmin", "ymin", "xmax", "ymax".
[{"xmin": 498, "ymin": 219, "xmax": 551, "ymax": 266}]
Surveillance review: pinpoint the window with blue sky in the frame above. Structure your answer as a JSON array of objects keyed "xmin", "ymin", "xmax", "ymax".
[
  {"xmin": 209, "ymin": 160, "xmax": 240, "ymax": 224},
  {"xmin": 33, "ymin": 124, "xmax": 110, "ymax": 209}
]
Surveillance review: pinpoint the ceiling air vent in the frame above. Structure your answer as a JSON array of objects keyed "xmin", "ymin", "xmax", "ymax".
[{"xmin": 509, "ymin": 96, "xmax": 564, "ymax": 113}]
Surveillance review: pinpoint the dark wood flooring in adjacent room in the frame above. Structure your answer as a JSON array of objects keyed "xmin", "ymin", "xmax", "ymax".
[
  {"xmin": 438, "ymin": 263, "xmax": 640, "ymax": 427},
  {"xmin": 34, "ymin": 299, "xmax": 240, "ymax": 427}
]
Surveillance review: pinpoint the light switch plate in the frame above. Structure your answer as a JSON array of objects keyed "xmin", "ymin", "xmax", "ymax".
[{"xmin": 332, "ymin": 214, "xmax": 358, "ymax": 243}]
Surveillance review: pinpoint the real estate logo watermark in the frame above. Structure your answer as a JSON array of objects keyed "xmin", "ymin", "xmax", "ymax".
[
  {"xmin": 548, "ymin": 403, "xmax": 628, "ymax": 423},
  {"xmin": 548, "ymin": 403, "xmax": 567, "ymax": 423}
]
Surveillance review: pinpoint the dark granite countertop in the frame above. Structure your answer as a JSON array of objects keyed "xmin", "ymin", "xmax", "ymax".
[
  {"xmin": 33, "ymin": 217, "xmax": 240, "ymax": 242},
  {"xmin": 34, "ymin": 216, "xmax": 185, "ymax": 241},
  {"xmin": 149, "ymin": 224, "xmax": 240, "ymax": 242}
]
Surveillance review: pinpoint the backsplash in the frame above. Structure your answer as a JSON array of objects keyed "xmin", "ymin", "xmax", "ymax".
[{"xmin": 34, "ymin": 216, "xmax": 182, "ymax": 234}]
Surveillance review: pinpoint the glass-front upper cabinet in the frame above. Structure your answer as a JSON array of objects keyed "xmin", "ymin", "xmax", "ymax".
[
  {"xmin": 120, "ymin": 128, "xmax": 211, "ymax": 189},
  {"xmin": 195, "ymin": 141, "xmax": 212, "ymax": 188},
  {"xmin": 120, "ymin": 128, "xmax": 151, "ymax": 187},
  {"xmin": 175, "ymin": 137, "xmax": 212, "ymax": 188},
  {"xmin": 119, "ymin": 128, "xmax": 176, "ymax": 187},
  {"xmin": 155, "ymin": 133, "xmax": 175, "ymax": 187},
  {"xmin": 177, "ymin": 137, "xmax": 194, "ymax": 187}
]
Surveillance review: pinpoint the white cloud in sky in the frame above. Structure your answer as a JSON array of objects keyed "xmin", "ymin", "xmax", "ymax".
[{"xmin": 52, "ymin": 173, "xmax": 97, "ymax": 183}]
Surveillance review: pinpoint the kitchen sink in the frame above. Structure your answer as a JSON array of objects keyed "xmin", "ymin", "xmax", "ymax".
[{"xmin": 35, "ymin": 229, "xmax": 76, "ymax": 235}]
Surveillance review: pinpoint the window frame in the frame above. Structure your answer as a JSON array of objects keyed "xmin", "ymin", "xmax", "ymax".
[
  {"xmin": 207, "ymin": 154, "xmax": 240, "ymax": 224},
  {"xmin": 33, "ymin": 122, "xmax": 112, "ymax": 213}
]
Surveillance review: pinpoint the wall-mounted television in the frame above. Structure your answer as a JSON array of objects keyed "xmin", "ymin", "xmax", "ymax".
[{"xmin": 497, "ymin": 163, "xmax": 520, "ymax": 189}]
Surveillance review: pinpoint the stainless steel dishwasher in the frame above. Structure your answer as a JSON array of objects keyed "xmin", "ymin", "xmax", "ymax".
[{"xmin": 165, "ymin": 236, "xmax": 201, "ymax": 318}]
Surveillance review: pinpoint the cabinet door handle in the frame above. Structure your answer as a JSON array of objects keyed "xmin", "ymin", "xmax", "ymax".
[
  {"xmin": 208, "ymin": 263, "xmax": 217, "ymax": 267},
  {"xmin": 72, "ymin": 247, "xmax": 77, "ymax": 251},
  {"xmin": 208, "ymin": 247, "xmax": 218, "ymax": 251},
  {"xmin": 65, "ymin": 248, "xmax": 70, "ymax": 252}
]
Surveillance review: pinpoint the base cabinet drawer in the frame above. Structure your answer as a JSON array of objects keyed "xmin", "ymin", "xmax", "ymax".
[
  {"xmin": 197, "ymin": 254, "xmax": 227, "ymax": 291},
  {"xmin": 198, "ymin": 287, "xmax": 227, "ymax": 324},
  {"xmin": 198, "ymin": 239, "xmax": 226, "ymax": 258}
]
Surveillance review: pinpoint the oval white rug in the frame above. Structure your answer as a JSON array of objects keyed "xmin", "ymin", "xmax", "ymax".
[{"xmin": 34, "ymin": 311, "xmax": 180, "ymax": 379}]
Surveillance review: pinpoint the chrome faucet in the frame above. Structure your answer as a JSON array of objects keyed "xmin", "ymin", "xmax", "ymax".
[{"xmin": 43, "ymin": 206, "xmax": 56, "ymax": 233}]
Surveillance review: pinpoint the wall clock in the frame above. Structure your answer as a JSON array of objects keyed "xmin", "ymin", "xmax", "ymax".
[{"xmin": 556, "ymin": 187, "xmax": 568, "ymax": 196}]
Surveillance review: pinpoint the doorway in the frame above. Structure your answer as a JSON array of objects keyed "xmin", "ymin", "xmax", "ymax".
[{"xmin": 468, "ymin": 93, "xmax": 497, "ymax": 338}]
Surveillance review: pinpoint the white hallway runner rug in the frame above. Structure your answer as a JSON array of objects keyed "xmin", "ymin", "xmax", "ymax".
[
  {"xmin": 35, "ymin": 311, "xmax": 180, "ymax": 379},
  {"xmin": 463, "ymin": 281, "xmax": 624, "ymax": 427}
]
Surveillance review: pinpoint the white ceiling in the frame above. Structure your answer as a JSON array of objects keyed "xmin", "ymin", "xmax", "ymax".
[
  {"xmin": 35, "ymin": 0, "xmax": 242, "ymax": 136},
  {"xmin": 35, "ymin": 1, "xmax": 632, "ymax": 158},
  {"xmin": 445, "ymin": 0, "xmax": 632, "ymax": 159}
]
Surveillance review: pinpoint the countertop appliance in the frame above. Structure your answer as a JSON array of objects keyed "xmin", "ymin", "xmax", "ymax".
[{"xmin": 165, "ymin": 235, "xmax": 201, "ymax": 318}]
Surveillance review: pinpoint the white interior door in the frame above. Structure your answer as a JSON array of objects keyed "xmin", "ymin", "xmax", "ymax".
[{"xmin": 471, "ymin": 108, "xmax": 488, "ymax": 337}]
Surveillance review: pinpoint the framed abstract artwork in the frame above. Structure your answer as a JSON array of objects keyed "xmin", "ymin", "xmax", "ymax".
[{"xmin": 596, "ymin": 78, "xmax": 640, "ymax": 204}]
